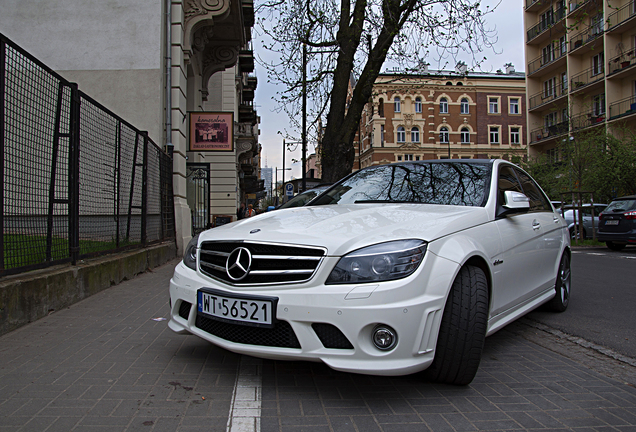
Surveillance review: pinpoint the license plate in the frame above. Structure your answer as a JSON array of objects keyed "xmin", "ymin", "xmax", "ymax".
[
  {"xmin": 197, "ymin": 289, "xmax": 276, "ymax": 327},
  {"xmin": 605, "ymin": 220, "xmax": 619, "ymax": 225}
]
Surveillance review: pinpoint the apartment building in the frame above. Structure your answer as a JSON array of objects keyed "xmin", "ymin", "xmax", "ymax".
[
  {"xmin": 524, "ymin": 0, "xmax": 636, "ymax": 159},
  {"xmin": 354, "ymin": 64, "xmax": 527, "ymax": 170}
]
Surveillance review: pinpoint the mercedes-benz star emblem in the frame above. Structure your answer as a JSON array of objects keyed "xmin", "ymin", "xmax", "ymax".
[{"xmin": 226, "ymin": 247, "xmax": 252, "ymax": 281}]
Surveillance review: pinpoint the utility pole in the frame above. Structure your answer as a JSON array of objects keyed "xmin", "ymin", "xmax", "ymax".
[{"xmin": 302, "ymin": 43, "xmax": 307, "ymax": 193}]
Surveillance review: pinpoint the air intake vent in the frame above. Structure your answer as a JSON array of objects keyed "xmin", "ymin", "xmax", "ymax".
[
  {"xmin": 198, "ymin": 241, "xmax": 326, "ymax": 286},
  {"xmin": 312, "ymin": 323, "xmax": 354, "ymax": 349},
  {"xmin": 178, "ymin": 301, "xmax": 192, "ymax": 320},
  {"xmin": 195, "ymin": 315, "xmax": 301, "ymax": 348}
]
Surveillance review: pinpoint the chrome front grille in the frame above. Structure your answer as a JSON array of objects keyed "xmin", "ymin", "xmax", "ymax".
[{"xmin": 198, "ymin": 241, "xmax": 326, "ymax": 285}]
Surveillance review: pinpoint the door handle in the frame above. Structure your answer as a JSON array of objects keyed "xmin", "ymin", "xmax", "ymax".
[{"xmin": 532, "ymin": 220, "xmax": 541, "ymax": 230}]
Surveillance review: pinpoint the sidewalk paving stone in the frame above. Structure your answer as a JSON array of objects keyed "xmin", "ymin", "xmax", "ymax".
[{"xmin": 1, "ymin": 258, "xmax": 636, "ymax": 431}]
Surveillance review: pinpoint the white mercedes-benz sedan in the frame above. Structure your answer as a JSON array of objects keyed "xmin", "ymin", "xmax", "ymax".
[{"xmin": 168, "ymin": 159, "xmax": 571, "ymax": 385}]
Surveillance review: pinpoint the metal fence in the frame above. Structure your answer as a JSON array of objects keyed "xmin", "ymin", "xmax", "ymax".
[{"xmin": 1, "ymin": 33, "xmax": 175, "ymax": 277}]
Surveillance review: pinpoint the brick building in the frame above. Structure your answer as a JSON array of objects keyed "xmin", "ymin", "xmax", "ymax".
[{"xmin": 355, "ymin": 64, "xmax": 528, "ymax": 170}]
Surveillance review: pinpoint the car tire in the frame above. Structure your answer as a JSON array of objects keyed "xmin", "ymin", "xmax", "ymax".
[
  {"xmin": 425, "ymin": 265, "xmax": 488, "ymax": 386},
  {"xmin": 606, "ymin": 241, "xmax": 625, "ymax": 251},
  {"xmin": 569, "ymin": 226, "xmax": 585, "ymax": 240},
  {"xmin": 547, "ymin": 252, "xmax": 570, "ymax": 312}
]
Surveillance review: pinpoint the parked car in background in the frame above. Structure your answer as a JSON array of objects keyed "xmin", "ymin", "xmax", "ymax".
[
  {"xmin": 597, "ymin": 195, "xmax": 636, "ymax": 250},
  {"xmin": 277, "ymin": 184, "xmax": 332, "ymax": 209},
  {"xmin": 560, "ymin": 204, "xmax": 607, "ymax": 240},
  {"xmin": 168, "ymin": 160, "xmax": 570, "ymax": 386}
]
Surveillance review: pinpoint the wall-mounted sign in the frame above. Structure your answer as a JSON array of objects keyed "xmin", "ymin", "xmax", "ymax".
[{"xmin": 189, "ymin": 112, "xmax": 234, "ymax": 151}]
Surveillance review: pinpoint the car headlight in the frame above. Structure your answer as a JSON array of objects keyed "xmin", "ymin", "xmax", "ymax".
[
  {"xmin": 326, "ymin": 239, "xmax": 427, "ymax": 284},
  {"xmin": 183, "ymin": 234, "xmax": 200, "ymax": 271}
]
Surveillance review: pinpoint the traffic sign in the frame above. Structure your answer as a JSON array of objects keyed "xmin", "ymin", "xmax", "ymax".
[{"xmin": 285, "ymin": 183, "xmax": 294, "ymax": 197}]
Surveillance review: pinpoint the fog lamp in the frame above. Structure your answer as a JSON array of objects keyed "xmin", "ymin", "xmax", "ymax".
[{"xmin": 372, "ymin": 325, "xmax": 397, "ymax": 351}]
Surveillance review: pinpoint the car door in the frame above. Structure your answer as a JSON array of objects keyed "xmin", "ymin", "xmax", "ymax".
[
  {"xmin": 492, "ymin": 166, "xmax": 547, "ymax": 317},
  {"xmin": 515, "ymin": 168, "xmax": 562, "ymax": 292}
]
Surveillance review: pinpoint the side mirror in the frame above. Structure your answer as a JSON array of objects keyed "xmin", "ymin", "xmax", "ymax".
[{"xmin": 499, "ymin": 191, "xmax": 530, "ymax": 217}]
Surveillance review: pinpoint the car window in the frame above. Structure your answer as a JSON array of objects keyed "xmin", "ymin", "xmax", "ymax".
[
  {"xmin": 515, "ymin": 169, "xmax": 551, "ymax": 212},
  {"xmin": 310, "ymin": 162, "xmax": 491, "ymax": 207},
  {"xmin": 497, "ymin": 166, "xmax": 523, "ymax": 208},
  {"xmin": 604, "ymin": 199, "xmax": 636, "ymax": 213}
]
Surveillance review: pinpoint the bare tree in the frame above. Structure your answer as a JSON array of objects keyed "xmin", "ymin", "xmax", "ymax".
[{"xmin": 257, "ymin": 0, "xmax": 500, "ymax": 182}]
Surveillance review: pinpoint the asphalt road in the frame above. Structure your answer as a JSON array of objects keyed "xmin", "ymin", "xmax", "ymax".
[{"xmin": 527, "ymin": 246, "xmax": 636, "ymax": 359}]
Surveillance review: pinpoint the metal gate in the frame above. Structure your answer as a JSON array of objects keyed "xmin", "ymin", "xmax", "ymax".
[{"xmin": 186, "ymin": 164, "xmax": 210, "ymax": 235}]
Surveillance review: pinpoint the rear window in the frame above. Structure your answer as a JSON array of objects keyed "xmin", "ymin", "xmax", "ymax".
[{"xmin": 604, "ymin": 199, "xmax": 636, "ymax": 213}]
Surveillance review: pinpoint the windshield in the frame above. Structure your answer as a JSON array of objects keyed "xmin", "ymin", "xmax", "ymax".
[
  {"xmin": 604, "ymin": 198, "xmax": 636, "ymax": 213},
  {"xmin": 310, "ymin": 162, "xmax": 491, "ymax": 207},
  {"xmin": 279, "ymin": 187, "xmax": 329, "ymax": 209}
]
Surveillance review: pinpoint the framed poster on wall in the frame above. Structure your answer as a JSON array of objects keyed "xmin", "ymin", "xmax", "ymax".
[{"xmin": 189, "ymin": 112, "xmax": 234, "ymax": 151}]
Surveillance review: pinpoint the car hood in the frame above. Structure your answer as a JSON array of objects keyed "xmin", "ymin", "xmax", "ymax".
[{"xmin": 199, "ymin": 204, "xmax": 489, "ymax": 256}]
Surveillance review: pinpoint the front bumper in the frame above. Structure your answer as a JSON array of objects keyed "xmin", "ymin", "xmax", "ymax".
[{"xmin": 168, "ymin": 251, "xmax": 459, "ymax": 376}]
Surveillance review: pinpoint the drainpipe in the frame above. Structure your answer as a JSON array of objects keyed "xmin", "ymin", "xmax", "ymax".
[{"xmin": 165, "ymin": 0, "xmax": 173, "ymax": 157}]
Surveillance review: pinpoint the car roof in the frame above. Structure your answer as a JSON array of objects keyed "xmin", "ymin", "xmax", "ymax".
[{"xmin": 613, "ymin": 195, "xmax": 636, "ymax": 201}]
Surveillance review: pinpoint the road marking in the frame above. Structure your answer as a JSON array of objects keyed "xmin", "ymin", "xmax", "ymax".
[
  {"xmin": 586, "ymin": 253, "xmax": 606, "ymax": 256},
  {"xmin": 227, "ymin": 356, "xmax": 262, "ymax": 432}
]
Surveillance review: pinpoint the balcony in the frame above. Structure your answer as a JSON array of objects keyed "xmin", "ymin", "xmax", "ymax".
[
  {"xmin": 571, "ymin": 111, "xmax": 605, "ymax": 130},
  {"xmin": 569, "ymin": 25, "xmax": 603, "ymax": 53},
  {"xmin": 239, "ymin": 102, "xmax": 256, "ymax": 124},
  {"xmin": 609, "ymin": 95, "xmax": 636, "ymax": 120},
  {"xmin": 527, "ymin": 47, "xmax": 567, "ymax": 76},
  {"xmin": 530, "ymin": 121, "xmax": 569, "ymax": 145},
  {"xmin": 527, "ymin": 7, "xmax": 566, "ymax": 44},
  {"xmin": 567, "ymin": 0, "xmax": 591, "ymax": 16},
  {"xmin": 525, "ymin": 0, "xmax": 544, "ymax": 12},
  {"xmin": 606, "ymin": 1, "xmax": 636, "ymax": 34},
  {"xmin": 238, "ymin": 50, "xmax": 254, "ymax": 73},
  {"xmin": 608, "ymin": 49, "xmax": 636, "ymax": 75},
  {"xmin": 570, "ymin": 66, "xmax": 605, "ymax": 93},
  {"xmin": 528, "ymin": 83, "xmax": 568, "ymax": 111}
]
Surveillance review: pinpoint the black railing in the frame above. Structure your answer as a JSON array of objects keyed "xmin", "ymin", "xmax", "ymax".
[
  {"xmin": 606, "ymin": 1, "xmax": 636, "ymax": 30},
  {"xmin": 570, "ymin": 24, "xmax": 603, "ymax": 51},
  {"xmin": 529, "ymin": 82, "xmax": 568, "ymax": 110},
  {"xmin": 527, "ymin": 7, "xmax": 566, "ymax": 42},
  {"xmin": 609, "ymin": 95, "xmax": 636, "ymax": 120},
  {"xmin": 571, "ymin": 111, "xmax": 605, "ymax": 130},
  {"xmin": 608, "ymin": 49, "xmax": 636, "ymax": 75},
  {"xmin": 527, "ymin": 46, "xmax": 567, "ymax": 75},
  {"xmin": 530, "ymin": 121, "xmax": 569, "ymax": 144},
  {"xmin": 570, "ymin": 66, "xmax": 605, "ymax": 91},
  {"xmin": 1, "ymin": 33, "xmax": 175, "ymax": 277}
]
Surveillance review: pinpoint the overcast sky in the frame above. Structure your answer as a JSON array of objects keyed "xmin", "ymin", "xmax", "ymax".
[{"xmin": 254, "ymin": 0, "xmax": 525, "ymax": 181}]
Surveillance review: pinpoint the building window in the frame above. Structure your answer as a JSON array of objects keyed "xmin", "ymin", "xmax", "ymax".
[
  {"xmin": 509, "ymin": 98, "xmax": 520, "ymax": 114},
  {"xmin": 547, "ymin": 148, "xmax": 558, "ymax": 163},
  {"xmin": 405, "ymin": 154, "xmax": 414, "ymax": 161},
  {"xmin": 460, "ymin": 128, "xmax": 470, "ymax": 143},
  {"xmin": 440, "ymin": 97, "xmax": 448, "ymax": 113},
  {"xmin": 543, "ymin": 77, "xmax": 556, "ymax": 98},
  {"xmin": 592, "ymin": 52, "xmax": 604, "ymax": 76},
  {"xmin": 542, "ymin": 44, "xmax": 554, "ymax": 65},
  {"xmin": 510, "ymin": 127, "xmax": 520, "ymax": 144},
  {"xmin": 411, "ymin": 127, "xmax": 420, "ymax": 143},
  {"xmin": 397, "ymin": 126, "xmax": 406, "ymax": 142},
  {"xmin": 440, "ymin": 127, "xmax": 449, "ymax": 143},
  {"xmin": 460, "ymin": 98, "xmax": 469, "ymax": 114},
  {"xmin": 559, "ymin": 35, "xmax": 567, "ymax": 56},
  {"xmin": 378, "ymin": 98, "xmax": 384, "ymax": 117},
  {"xmin": 590, "ymin": 13, "xmax": 603, "ymax": 37},
  {"xmin": 415, "ymin": 97, "xmax": 422, "ymax": 113},
  {"xmin": 593, "ymin": 93, "xmax": 605, "ymax": 116},
  {"xmin": 380, "ymin": 125, "xmax": 385, "ymax": 145},
  {"xmin": 397, "ymin": 155, "xmax": 402, "ymax": 161},
  {"xmin": 545, "ymin": 112, "xmax": 557, "ymax": 128},
  {"xmin": 562, "ymin": 108, "xmax": 568, "ymax": 122},
  {"xmin": 415, "ymin": 156, "xmax": 420, "ymax": 161},
  {"xmin": 489, "ymin": 97, "xmax": 499, "ymax": 114},
  {"xmin": 540, "ymin": 9, "xmax": 554, "ymax": 29},
  {"xmin": 561, "ymin": 72, "xmax": 568, "ymax": 92},
  {"xmin": 394, "ymin": 97, "xmax": 401, "ymax": 113},
  {"xmin": 489, "ymin": 126, "xmax": 500, "ymax": 144}
]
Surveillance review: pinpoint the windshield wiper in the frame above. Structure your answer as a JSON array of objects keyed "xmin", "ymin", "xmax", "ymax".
[{"xmin": 354, "ymin": 199, "xmax": 418, "ymax": 204}]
